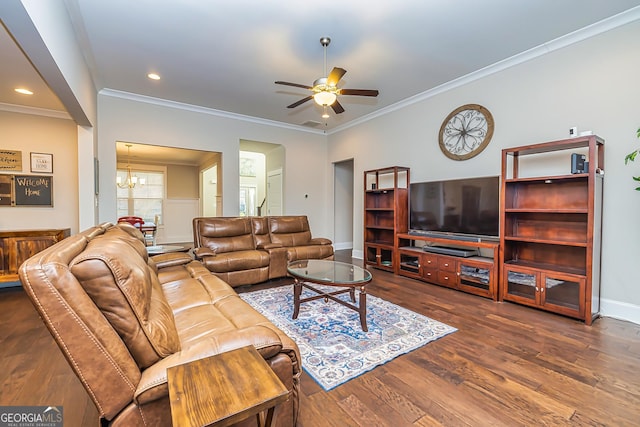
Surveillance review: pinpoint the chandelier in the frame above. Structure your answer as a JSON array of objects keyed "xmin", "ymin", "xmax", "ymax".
[{"xmin": 117, "ymin": 144, "xmax": 143, "ymax": 189}]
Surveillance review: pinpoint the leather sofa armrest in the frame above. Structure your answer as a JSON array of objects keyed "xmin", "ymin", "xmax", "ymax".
[
  {"xmin": 193, "ymin": 247, "xmax": 216, "ymax": 259},
  {"xmin": 265, "ymin": 246, "xmax": 288, "ymax": 279},
  {"xmin": 135, "ymin": 325, "xmax": 283, "ymax": 405},
  {"xmin": 309, "ymin": 237, "xmax": 332, "ymax": 245},
  {"xmin": 152, "ymin": 252, "xmax": 193, "ymax": 268}
]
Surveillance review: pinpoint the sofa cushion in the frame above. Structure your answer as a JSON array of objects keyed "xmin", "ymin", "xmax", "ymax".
[
  {"xmin": 268, "ymin": 216, "xmax": 312, "ymax": 246},
  {"xmin": 251, "ymin": 217, "xmax": 271, "ymax": 248},
  {"xmin": 70, "ymin": 227, "xmax": 181, "ymax": 369},
  {"xmin": 195, "ymin": 217, "xmax": 255, "ymax": 253},
  {"xmin": 199, "ymin": 250, "xmax": 270, "ymax": 273}
]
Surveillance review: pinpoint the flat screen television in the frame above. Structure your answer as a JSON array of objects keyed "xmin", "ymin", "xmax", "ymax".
[{"xmin": 409, "ymin": 176, "xmax": 500, "ymax": 240}]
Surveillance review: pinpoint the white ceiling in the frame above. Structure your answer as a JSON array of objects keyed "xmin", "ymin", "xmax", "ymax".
[{"xmin": 2, "ymin": 0, "xmax": 640, "ymax": 132}]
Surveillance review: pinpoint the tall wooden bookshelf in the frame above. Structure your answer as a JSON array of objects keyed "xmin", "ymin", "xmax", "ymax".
[
  {"xmin": 500, "ymin": 135, "xmax": 604, "ymax": 324},
  {"xmin": 363, "ymin": 167, "xmax": 409, "ymax": 272}
]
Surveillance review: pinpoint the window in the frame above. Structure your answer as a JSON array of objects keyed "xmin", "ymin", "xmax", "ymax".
[
  {"xmin": 117, "ymin": 170, "xmax": 164, "ymax": 224},
  {"xmin": 239, "ymin": 185, "xmax": 257, "ymax": 216}
]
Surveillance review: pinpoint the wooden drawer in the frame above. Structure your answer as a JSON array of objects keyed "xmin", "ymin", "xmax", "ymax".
[
  {"xmin": 438, "ymin": 257, "xmax": 456, "ymax": 272},
  {"xmin": 422, "ymin": 253, "xmax": 438, "ymax": 268},
  {"xmin": 423, "ymin": 268, "xmax": 438, "ymax": 282},
  {"xmin": 438, "ymin": 270, "xmax": 457, "ymax": 287}
]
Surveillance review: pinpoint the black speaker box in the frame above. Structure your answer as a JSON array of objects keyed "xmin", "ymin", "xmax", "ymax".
[{"xmin": 571, "ymin": 153, "xmax": 588, "ymax": 174}]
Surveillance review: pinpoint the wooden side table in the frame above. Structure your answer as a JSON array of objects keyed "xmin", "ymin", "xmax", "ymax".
[{"xmin": 168, "ymin": 346, "xmax": 289, "ymax": 427}]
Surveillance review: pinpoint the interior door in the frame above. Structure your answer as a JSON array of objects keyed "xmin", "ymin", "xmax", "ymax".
[{"xmin": 267, "ymin": 169, "xmax": 283, "ymax": 216}]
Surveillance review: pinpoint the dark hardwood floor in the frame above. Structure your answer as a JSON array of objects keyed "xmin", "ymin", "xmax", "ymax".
[{"xmin": 1, "ymin": 250, "xmax": 639, "ymax": 426}]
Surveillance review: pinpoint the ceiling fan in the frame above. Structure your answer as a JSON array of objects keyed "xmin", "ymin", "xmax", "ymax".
[{"xmin": 275, "ymin": 37, "xmax": 379, "ymax": 117}]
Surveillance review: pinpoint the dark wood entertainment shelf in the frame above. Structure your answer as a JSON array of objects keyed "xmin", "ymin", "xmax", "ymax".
[
  {"xmin": 396, "ymin": 233, "xmax": 500, "ymax": 300},
  {"xmin": 500, "ymin": 135, "xmax": 604, "ymax": 325},
  {"xmin": 364, "ymin": 167, "xmax": 409, "ymax": 272}
]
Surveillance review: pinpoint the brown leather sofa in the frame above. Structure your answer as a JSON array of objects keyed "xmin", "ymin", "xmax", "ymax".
[
  {"xmin": 19, "ymin": 223, "xmax": 300, "ymax": 427},
  {"xmin": 193, "ymin": 215, "xmax": 334, "ymax": 287}
]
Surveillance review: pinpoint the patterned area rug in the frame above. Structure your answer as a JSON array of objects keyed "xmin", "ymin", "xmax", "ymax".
[{"xmin": 240, "ymin": 284, "xmax": 457, "ymax": 390}]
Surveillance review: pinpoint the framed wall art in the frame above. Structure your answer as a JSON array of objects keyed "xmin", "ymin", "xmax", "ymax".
[
  {"xmin": 0, "ymin": 175, "xmax": 53, "ymax": 207},
  {"xmin": 0, "ymin": 150, "xmax": 22, "ymax": 172},
  {"xmin": 14, "ymin": 175, "xmax": 53, "ymax": 206},
  {"xmin": 239, "ymin": 158, "xmax": 256, "ymax": 177},
  {"xmin": 30, "ymin": 152, "xmax": 53, "ymax": 173}
]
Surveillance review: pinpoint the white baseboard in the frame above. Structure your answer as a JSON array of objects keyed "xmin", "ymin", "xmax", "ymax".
[
  {"xmin": 601, "ymin": 298, "xmax": 640, "ymax": 325},
  {"xmin": 352, "ymin": 249, "xmax": 363, "ymax": 260},
  {"xmin": 334, "ymin": 242, "xmax": 353, "ymax": 251}
]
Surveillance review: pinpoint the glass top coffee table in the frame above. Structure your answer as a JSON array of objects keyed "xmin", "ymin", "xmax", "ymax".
[{"xmin": 287, "ymin": 259, "xmax": 373, "ymax": 331}]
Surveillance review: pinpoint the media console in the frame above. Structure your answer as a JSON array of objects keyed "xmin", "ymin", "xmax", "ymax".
[{"xmin": 396, "ymin": 233, "xmax": 500, "ymax": 300}]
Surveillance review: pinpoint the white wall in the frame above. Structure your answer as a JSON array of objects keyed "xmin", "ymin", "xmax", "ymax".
[
  {"xmin": 97, "ymin": 94, "xmax": 330, "ymax": 237},
  {"xmin": 1, "ymin": 0, "xmax": 99, "ymax": 229},
  {"xmin": 0, "ymin": 111, "xmax": 78, "ymax": 232},
  {"xmin": 328, "ymin": 19, "xmax": 640, "ymax": 323}
]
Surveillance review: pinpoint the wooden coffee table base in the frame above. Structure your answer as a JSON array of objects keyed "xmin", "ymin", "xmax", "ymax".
[{"xmin": 292, "ymin": 280, "xmax": 368, "ymax": 332}]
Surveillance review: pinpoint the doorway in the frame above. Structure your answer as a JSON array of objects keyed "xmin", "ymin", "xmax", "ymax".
[
  {"xmin": 267, "ymin": 169, "xmax": 283, "ymax": 216},
  {"xmin": 333, "ymin": 159, "xmax": 354, "ymax": 253},
  {"xmin": 239, "ymin": 139, "xmax": 285, "ymax": 216},
  {"xmin": 115, "ymin": 142, "xmax": 221, "ymax": 243},
  {"xmin": 201, "ymin": 164, "xmax": 220, "ymax": 217}
]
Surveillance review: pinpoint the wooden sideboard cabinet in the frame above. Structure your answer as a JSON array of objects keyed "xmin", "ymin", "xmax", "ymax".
[{"xmin": 0, "ymin": 228, "xmax": 71, "ymax": 283}]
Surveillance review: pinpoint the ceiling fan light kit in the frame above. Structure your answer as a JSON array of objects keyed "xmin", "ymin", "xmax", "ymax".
[
  {"xmin": 313, "ymin": 90, "xmax": 337, "ymax": 106},
  {"xmin": 275, "ymin": 36, "xmax": 379, "ymax": 117}
]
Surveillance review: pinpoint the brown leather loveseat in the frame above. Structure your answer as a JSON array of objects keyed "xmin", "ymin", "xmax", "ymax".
[
  {"xmin": 19, "ymin": 222, "xmax": 300, "ymax": 426},
  {"xmin": 193, "ymin": 215, "xmax": 334, "ymax": 287}
]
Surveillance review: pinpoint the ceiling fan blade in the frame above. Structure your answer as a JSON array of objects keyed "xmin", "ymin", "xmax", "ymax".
[
  {"xmin": 287, "ymin": 96, "xmax": 313, "ymax": 109},
  {"xmin": 275, "ymin": 81, "xmax": 313, "ymax": 90},
  {"xmin": 331, "ymin": 100, "xmax": 345, "ymax": 114},
  {"xmin": 339, "ymin": 88, "xmax": 379, "ymax": 97},
  {"xmin": 326, "ymin": 67, "xmax": 347, "ymax": 86}
]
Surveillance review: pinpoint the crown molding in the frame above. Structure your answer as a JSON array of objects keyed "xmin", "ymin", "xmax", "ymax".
[
  {"xmin": 0, "ymin": 102, "xmax": 71, "ymax": 120},
  {"xmin": 97, "ymin": 6, "xmax": 640, "ymax": 138},
  {"xmin": 328, "ymin": 6, "xmax": 640, "ymax": 135},
  {"xmin": 99, "ymin": 89, "xmax": 326, "ymax": 135}
]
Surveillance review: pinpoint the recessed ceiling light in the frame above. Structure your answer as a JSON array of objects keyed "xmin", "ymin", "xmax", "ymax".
[
  {"xmin": 15, "ymin": 88, "xmax": 33, "ymax": 95},
  {"xmin": 147, "ymin": 73, "xmax": 161, "ymax": 80}
]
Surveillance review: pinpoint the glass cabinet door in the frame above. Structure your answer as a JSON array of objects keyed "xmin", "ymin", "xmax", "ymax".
[
  {"xmin": 365, "ymin": 246, "xmax": 378, "ymax": 265},
  {"xmin": 365, "ymin": 245, "xmax": 394, "ymax": 270},
  {"xmin": 399, "ymin": 252, "xmax": 420, "ymax": 276},
  {"xmin": 379, "ymin": 247, "xmax": 394, "ymax": 269},
  {"xmin": 542, "ymin": 272, "xmax": 584, "ymax": 315},
  {"xmin": 504, "ymin": 267, "xmax": 539, "ymax": 303},
  {"xmin": 459, "ymin": 262, "xmax": 491, "ymax": 292}
]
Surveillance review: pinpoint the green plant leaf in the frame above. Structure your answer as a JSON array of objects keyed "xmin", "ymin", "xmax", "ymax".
[
  {"xmin": 633, "ymin": 176, "xmax": 640, "ymax": 182},
  {"xmin": 637, "ymin": 127, "xmax": 640, "ymax": 139},
  {"xmin": 625, "ymin": 150, "xmax": 638, "ymax": 164}
]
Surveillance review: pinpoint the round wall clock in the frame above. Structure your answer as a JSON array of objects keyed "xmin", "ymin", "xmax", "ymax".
[{"xmin": 438, "ymin": 104, "xmax": 494, "ymax": 160}]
